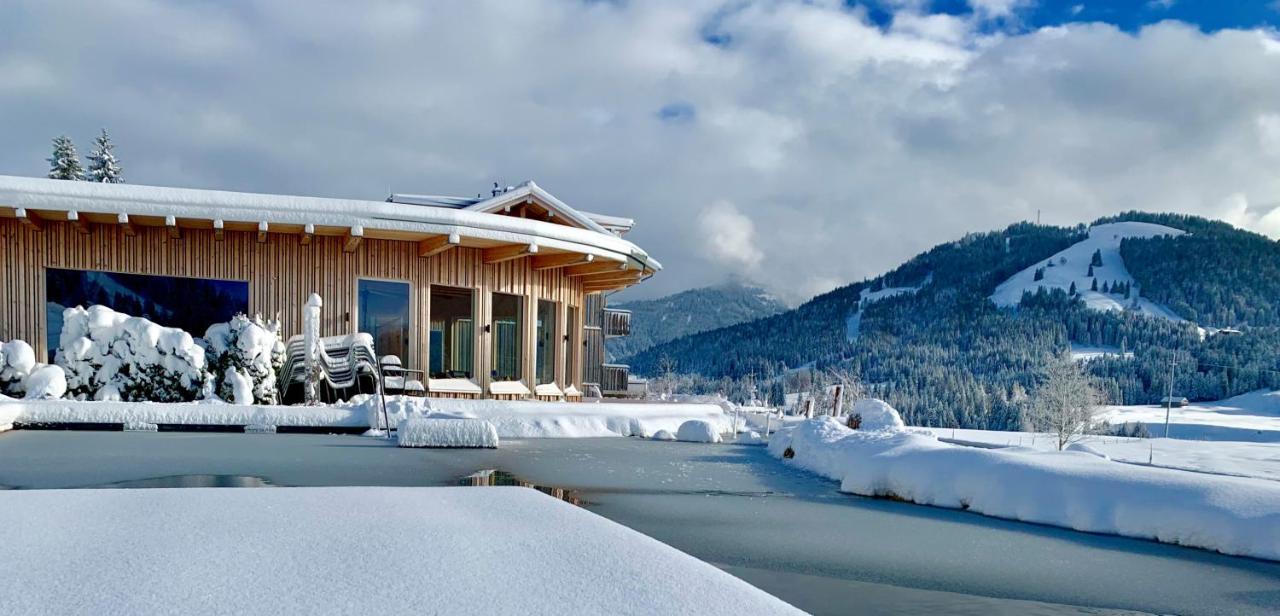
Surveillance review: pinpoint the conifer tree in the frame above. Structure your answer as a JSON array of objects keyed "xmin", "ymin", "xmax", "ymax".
[
  {"xmin": 1091, "ymin": 249, "xmax": 1103, "ymax": 267},
  {"xmin": 1091, "ymin": 278, "xmax": 1098, "ymax": 292},
  {"xmin": 47, "ymin": 135, "xmax": 84, "ymax": 180},
  {"xmin": 1069, "ymin": 281, "xmax": 1077, "ymax": 295},
  {"xmin": 86, "ymin": 129, "xmax": 124, "ymax": 183}
]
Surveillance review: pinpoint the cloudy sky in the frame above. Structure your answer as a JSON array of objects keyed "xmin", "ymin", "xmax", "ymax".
[{"xmin": 3, "ymin": 1, "xmax": 1280, "ymax": 303}]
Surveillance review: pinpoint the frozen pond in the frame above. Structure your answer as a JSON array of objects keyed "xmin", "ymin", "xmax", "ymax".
[{"xmin": 1, "ymin": 430, "xmax": 1278, "ymax": 615}]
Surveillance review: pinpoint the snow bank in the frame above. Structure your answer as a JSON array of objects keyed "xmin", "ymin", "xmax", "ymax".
[
  {"xmin": 2, "ymin": 398, "xmax": 365, "ymax": 428},
  {"xmin": 849, "ymin": 398, "xmax": 904, "ymax": 431},
  {"xmin": 346, "ymin": 395, "xmax": 733, "ymax": 438},
  {"xmin": 397, "ymin": 417, "xmax": 499, "ymax": 448},
  {"xmin": 770, "ymin": 418, "xmax": 1280, "ymax": 561},
  {"xmin": 0, "ymin": 487, "xmax": 799, "ymax": 615},
  {"xmin": 56, "ymin": 305, "xmax": 206, "ymax": 402},
  {"xmin": 676, "ymin": 419, "xmax": 722, "ymax": 443},
  {"xmin": 651, "ymin": 429, "xmax": 676, "ymax": 441}
]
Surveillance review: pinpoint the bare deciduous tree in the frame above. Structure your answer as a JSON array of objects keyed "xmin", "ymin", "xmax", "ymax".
[{"xmin": 1024, "ymin": 355, "xmax": 1105, "ymax": 450}]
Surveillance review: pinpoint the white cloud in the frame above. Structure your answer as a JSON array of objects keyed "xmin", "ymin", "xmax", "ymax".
[
  {"xmin": 1147, "ymin": 0, "xmax": 1177, "ymax": 10},
  {"xmin": 698, "ymin": 200, "xmax": 763, "ymax": 271},
  {"xmin": 1, "ymin": 1, "xmax": 1280, "ymax": 303}
]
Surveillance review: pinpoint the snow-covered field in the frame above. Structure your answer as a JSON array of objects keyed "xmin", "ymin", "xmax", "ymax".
[
  {"xmin": 922, "ymin": 427, "xmax": 1280, "ymax": 482},
  {"xmin": 0, "ymin": 395, "xmax": 735, "ymax": 439},
  {"xmin": 0, "ymin": 486, "xmax": 799, "ymax": 615},
  {"xmin": 991, "ymin": 221, "xmax": 1185, "ymax": 321},
  {"xmin": 1102, "ymin": 389, "xmax": 1280, "ymax": 443},
  {"xmin": 772, "ymin": 417, "xmax": 1280, "ymax": 561}
]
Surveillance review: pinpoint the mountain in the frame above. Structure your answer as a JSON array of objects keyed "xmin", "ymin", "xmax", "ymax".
[
  {"xmin": 607, "ymin": 281, "xmax": 787, "ymax": 360},
  {"xmin": 628, "ymin": 212, "xmax": 1280, "ymax": 430}
]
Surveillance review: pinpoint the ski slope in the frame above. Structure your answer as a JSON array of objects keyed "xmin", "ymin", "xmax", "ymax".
[{"xmin": 991, "ymin": 221, "xmax": 1185, "ymax": 320}]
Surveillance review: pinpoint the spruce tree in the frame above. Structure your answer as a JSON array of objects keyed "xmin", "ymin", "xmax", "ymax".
[
  {"xmin": 1091, "ymin": 249, "xmax": 1103, "ymax": 267},
  {"xmin": 1087, "ymin": 264, "xmax": 1094, "ymax": 277},
  {"xmin": 47, "ymin": 135, "xmax": 84, "ymax": 180},
  {"xmin": 1069, "ymin": 281, "xmax": 1077, "ymax": 295},
  {"xmin": 1034, "ymin": 268, "xmax": 1045, "ymax": 282},
  {"xmin": 86, "ymin": 129, "xmax": 124, "ymax": 183},
  {"xmin": 1091, "ymin": 278, "xmax": 1098, "ymax": 292}
]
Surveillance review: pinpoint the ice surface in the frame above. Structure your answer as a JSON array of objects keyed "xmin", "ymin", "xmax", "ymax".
[
  {"xmin": 0, "ymin": 486, "xmax": 797, "ymax": 615},
  {"xmin": 397, "ymin": 417, "xmax": 499, "ymax": 448},
  {"xmin": 771, "ymin": 418, "xmax": 1280, "ymax": 561}
]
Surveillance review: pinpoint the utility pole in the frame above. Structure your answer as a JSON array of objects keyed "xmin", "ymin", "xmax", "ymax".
[{"xmin": 1163, "ymin": 353, "xmax": 1178, "ymax": 439}]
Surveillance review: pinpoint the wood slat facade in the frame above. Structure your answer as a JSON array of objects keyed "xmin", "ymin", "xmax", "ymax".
[{"xmin": 0, "ymin": 217, "xmax": 590, "ymax": 396}]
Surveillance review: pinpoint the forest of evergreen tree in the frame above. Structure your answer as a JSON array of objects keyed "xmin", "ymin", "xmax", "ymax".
[{"xmin": 628, "ymin": 213, "xmax": 1280, "ymax": 430}]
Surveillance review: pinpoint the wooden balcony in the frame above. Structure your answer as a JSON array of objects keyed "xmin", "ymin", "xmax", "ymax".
[
  {"xmin": 603, "ymin": 308, "xmax": 631, "ymax": 338},
  {"xmin": 601, "ymin": 363, "xmax": 630, "ymax": 395}
]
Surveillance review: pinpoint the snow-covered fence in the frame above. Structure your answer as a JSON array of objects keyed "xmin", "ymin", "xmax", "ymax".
[
  {"xmin": 55, "ymin": 305, "xmax": 207, "ymax": 402},
  {"xmin": 204, "ymin": 314, "xmax": 284, "ymax": 405}
]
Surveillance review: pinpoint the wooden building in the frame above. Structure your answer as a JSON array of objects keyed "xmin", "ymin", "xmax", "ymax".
[{"xmin": 0, "ymin": 176, "xmax": 657, "ymax": 399}]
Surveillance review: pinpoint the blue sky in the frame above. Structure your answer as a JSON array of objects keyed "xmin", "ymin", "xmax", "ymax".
[{"xmin": 861, "ymin": 1, "xmax": 1280, "ymax": 32}]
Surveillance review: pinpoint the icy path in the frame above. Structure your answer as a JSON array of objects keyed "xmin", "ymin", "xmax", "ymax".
[{"xmin": 2, "ymin": 432, "xmax": 1278, "ymax": 615}]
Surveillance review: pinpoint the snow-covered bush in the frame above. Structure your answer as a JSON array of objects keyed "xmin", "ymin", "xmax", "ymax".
[
  {"xmin": 849, "ymin": 398, "xmax": 904, "ymax": 431},
  {"xmin": 203, "ymin": 314, "xmax": 283, "ymax": 405},
  {"xmin": 0, "ymin": 339, "xmax": 38, "ymax": 396},
  {"xmin": 23, "ymin": 365, "xmax": 67, "ymax": 400},
  {"xmin": 651, "ymin": 429, "xmax": 677, "ymax": 441},
  {"xmin": 55, "ymin": 305, "xmax": 207, "ymax": 402},
  {"xmin": 676, "ymin": 419, "xmax": 722, "ymax": 443}
]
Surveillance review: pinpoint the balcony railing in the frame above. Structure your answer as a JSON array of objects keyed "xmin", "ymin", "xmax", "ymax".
[
  {"xmin": 603, "ymin": 308, "xmax": 631, "ymax": 338},
  {"xmin": 601, "ymin": 363, "xmax": 630, "ymax": 395}
]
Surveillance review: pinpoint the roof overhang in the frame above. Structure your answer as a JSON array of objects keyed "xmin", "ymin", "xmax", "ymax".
[{"xmin": 0, "ymin": 175, "xmax": 660, "ymax": 291}]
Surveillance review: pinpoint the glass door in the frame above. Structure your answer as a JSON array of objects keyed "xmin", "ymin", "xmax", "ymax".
[
  {"xmin": 429, "ymin": 285, "xmax": 474, "ymax": 379},
  {"xmin": 491, "ymin": 292, "xmax": 523, "ymax": 381},
  {"xmin": 536, "ymin": 300, "xmax": 558, "ymax": 385},
  {"xmin": 358, "ymin": 279, "xmax": 411, "ymax": 364}
]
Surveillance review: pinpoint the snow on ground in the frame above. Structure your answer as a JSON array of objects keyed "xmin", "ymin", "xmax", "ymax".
[
  {"xmin": 990, "ymin": 222, "xmax": 1185, "ymax": 321},
  {"xmin": 3, "ymin": 398, "xmax": 366, "ymax": 427},
  {"xmin": 0, "ymin": 487, "xmax": 800, "ymax": 615},
  {"xmin": 0, "ymin": 395, "xmax": 735, "ymax": 438},
  {"xmin": 770, "ymin": 418, "xmax": 1280, "ymax": 561},
  {"xmin": 676, "ymin": 419, "xmax": 722, "ymax": 443},
  {"xmin": 362, "ymin": 396, "xmax": 736, "ymax": 438},
  {"xmin": 920, "ymin": 427, "xmax": 1280, "ymax": 482},
  {"xmin": 1069, "ymin": 343, "xmax": 1133, "ymax": 362},
  {"xmin": 1102, "ymin": 389, "xmax": 1280, "ymax": 443},
  {"xmin": 397, "ymin": 417, "xmax": 499, "ymax": 448}
]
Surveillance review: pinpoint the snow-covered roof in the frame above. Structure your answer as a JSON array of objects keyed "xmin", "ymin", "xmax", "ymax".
[{"xmin": 0, "ymin": 175, "xmax": 660, "ymax": 276}]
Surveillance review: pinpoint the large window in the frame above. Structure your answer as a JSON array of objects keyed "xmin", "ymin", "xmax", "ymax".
[
  {"xmin": 429, "ymin": 286, "xmax": 474, "ymax": 379},
  {"xmin": 491, "ymin": 293, "xmax": 523, "ymax": 381},
  {"xmin": 565, "ymin": 305, "xmax": 580, "ymax": 387},
  {"xmin": 45, "ymin": 268, "xmax": 248, "ymax": 358},
  {"xmin": 536, "ymin": 300, "xmax": 558, "ymax": 385},
  {"xmin": 357, "ymin": 279, "xmax": 411, "ymax": 364}
]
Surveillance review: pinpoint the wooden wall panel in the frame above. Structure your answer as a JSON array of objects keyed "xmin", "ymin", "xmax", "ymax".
[{"xmin": 0, "ymin": 219, "xmax": 586, "ymax": 391}]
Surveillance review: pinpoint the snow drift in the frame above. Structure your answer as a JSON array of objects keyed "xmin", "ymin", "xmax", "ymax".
[
  {"xmin": 770, "ymin": 418, "xmax": 1280, "ymax": 561},
  {"xmin": 346, "ymin": 395, "xmax": 733, "ymax": 438},
  {"xmin": 397, "ymin": 417, "xmax": 499, "ymax": 448},
  {"xmin": 850, "ymin": 398, "xmax": 904, "ymax": 431},
  {"xmin": 676, "ymin": 419, "xmax": 722, "ymax": 443}
]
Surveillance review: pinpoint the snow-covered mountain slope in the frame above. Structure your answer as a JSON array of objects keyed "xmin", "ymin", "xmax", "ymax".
[
  {"xmin": 990, "ymin": 221, "xmax": 1184, "ymax": 320},
  {"xmin": 609, "ymin": 281, "xmax": 787, "ymax": 360}
]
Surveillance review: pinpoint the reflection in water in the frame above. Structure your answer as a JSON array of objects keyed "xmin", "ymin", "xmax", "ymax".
[
  {"xmin": 81, "ymin": 474, "xmax": 276, "ymax": 489},
  {"xmin": 460, "ymin": 469, "xmax": 588, "ymax": 507}
]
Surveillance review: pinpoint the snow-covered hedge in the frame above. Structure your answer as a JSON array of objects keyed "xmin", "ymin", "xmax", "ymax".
[
  {"xmin": 203, "ymin": 314, "xmax": 284, "ymax": 405},
  {"xmin": 55, "ymin": 305, "xmax": 207, "ymax": 402},
  {"xmin": 0, "ymin": 339, "xmax": 38, "ymax": 396},
  {"xmin": 676, "ymin": 419, "xmax": 722, "ymax": 443},
  {"xmin": 769, "ymin": 418, "xmax": 1280, "ymax": 561}
]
